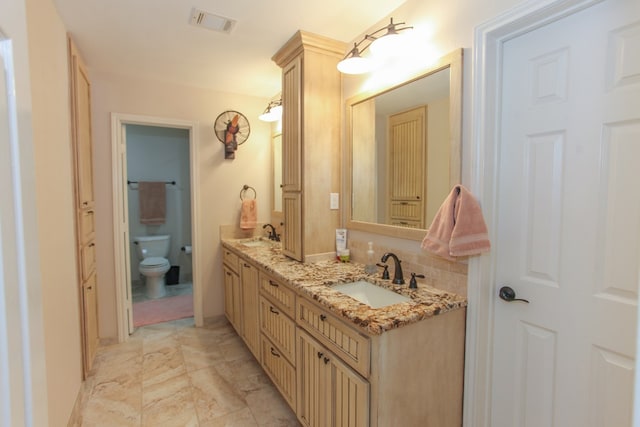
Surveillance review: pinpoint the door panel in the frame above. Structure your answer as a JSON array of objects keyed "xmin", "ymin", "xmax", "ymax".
[{"xmin": 491, "ymin": 1, "xmax": 639, "ymax": 425}]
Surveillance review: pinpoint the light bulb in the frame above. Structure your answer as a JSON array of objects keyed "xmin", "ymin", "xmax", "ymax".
[
  {"xmin": 337, "ymin": 56, "xmax": 374, "ymax": 75},
  {"xmin": 369, "ymin": 32, "xmax": 404, "ymax": 57}
]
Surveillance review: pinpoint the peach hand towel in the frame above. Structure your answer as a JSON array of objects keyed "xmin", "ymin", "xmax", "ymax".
[
  {"xmin": 240, "ymin": 199, "xmax": 258, "ymax": 230},
  {"xmin": 421, "ymin": 185, "xmax": 490, "ymax": 261},
  {"xmin": 138, "ymin": 181, "xmax": 166, "ymax": 225}
]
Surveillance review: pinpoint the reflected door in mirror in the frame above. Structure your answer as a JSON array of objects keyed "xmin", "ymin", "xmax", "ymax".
[{"xmin": 388, "ymin": 106, "xmax": 426, "ymax": 228}]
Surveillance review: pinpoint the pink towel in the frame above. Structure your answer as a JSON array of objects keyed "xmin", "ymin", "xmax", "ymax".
[
  {"xmin": 240, "ymin": 199, "xmax": 258, "ymax": 230},
  {"xmin": 421, "ymin": 185, "xmax": 490, "ymax": 261},
  {"xmin": 138, "ymin": 181, "xmax": 166, "ymax": 225}
]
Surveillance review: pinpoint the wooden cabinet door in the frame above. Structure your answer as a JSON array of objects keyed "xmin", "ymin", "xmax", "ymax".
[
  {"xmin": 282, "ymin": 192, "xmax": 302, "ymax": 261},
  {"xmin": 281, "ymin": 56, "xmax": 302, "ymax": 193},
  {"xmin": 82, "ymin": 273, "xmax": 99, "ymax": 371},
  {"xmin": 70, "ymin": 42, "xmax": 95, "ymax": 210},
  {"xmin": 297, "ymin": 329, "xmax": 329, "ymax": 427},
  {"xmin": 297, "ymin": 329, "xmax": 368, "ymax": 427},
  {"xmin": 329, "ymin": 352, "xmax": 369, "ymax": 427},
  {"xmin": 223, "ymin": 265, "xmax": 240, "ymax": 331},
  {"xmin": 240, "ymin": 261, "xmax": 260, "ymax": 359}
]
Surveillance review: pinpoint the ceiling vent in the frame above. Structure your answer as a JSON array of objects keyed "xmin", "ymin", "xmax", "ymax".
[{"xmin": 189, "ymin": 8, "xmax": 236, "ymax": 34}]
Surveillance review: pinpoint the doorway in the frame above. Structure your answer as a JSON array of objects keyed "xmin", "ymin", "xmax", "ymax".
[
  {"xmin": 125, "ymin": 124, "xmax": 193, "ymax": 327},
  {"xmin": 112, "ymin": 113, "xmax": 202, "ymax": 341}
]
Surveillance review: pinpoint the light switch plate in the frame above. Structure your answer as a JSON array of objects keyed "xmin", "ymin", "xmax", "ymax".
[{"xmin": 330, "ymin": 193, "xmax": 339, "ymax": 210}]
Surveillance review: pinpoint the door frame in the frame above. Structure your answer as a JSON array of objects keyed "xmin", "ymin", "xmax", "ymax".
[
  {"xmin": 464, "ymin": 0, "xmax": 606, "ymax": 425},
  {"xmin": 111, "ymin": 113, "xmax": 202, "ymax": 341}
]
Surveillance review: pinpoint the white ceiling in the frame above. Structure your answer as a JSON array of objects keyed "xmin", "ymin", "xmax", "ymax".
[{"xmin": 53, "ymin": 0, "xmax": 407, "ymax": 99}]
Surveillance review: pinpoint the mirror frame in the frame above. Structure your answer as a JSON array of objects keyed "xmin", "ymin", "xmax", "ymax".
[{"xmin": 345, "ymin": 48, "xmax": 463, "ymax": 241}]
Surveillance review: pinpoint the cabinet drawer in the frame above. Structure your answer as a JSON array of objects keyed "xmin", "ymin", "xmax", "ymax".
[
  {"xmin": 261, "ymin": 335, "xmax": 296, "ymax": 410},
  {"xmin": 222, "ymin": 248, "xmax": 239, "ymax": 272},
  {"xmin": 259, "ymin": 274, "xmax": 295, "ymax": 317},
  {"xmin": 389, "ymin": 219, "xmax": 422, "ymax": 229},
  {"xmin": 260, "ymin": 296, "xmax": 295, "ymax": 363},
  {"xmin": 297, "ymin": 298, "xmax": 370, "ymax": 378},
  {"xmin": 80, "ymin": 208, "xmax": 95, "ymax": 245},
  {"xmin": 81, "ymin": 241, "xmax": 96, "ymax": 282},
  {"xmin": 390, "ymin": 200, "xmax": 422, "ymax": 220}
]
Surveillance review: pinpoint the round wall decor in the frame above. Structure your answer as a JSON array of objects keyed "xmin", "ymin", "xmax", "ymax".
[{"xmin": 214, "ymin": 110, "xmax": 250, "ymax": 159}]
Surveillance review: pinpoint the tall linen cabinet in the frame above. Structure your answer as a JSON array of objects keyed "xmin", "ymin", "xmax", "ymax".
[
  {"xmin": 272, "ymin": 31, "xmax": 345, "ymax": 261},
  {"xmin": 69, "ymin": 37, "xmax": 99, "ymax": 377}
]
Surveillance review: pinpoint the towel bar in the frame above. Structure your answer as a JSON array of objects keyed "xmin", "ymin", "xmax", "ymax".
[
  {"xmin": 240, "ymin": 184, "xmax": 257, "ymax": 200},
  {"xmin": 127, "ymin": 180, "xmax": 176, "ymax": 186}
]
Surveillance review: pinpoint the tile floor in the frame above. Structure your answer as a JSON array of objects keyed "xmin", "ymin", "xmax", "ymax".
[
  {"xmin": 132, "ymin": 281, "xmax": 193, "ymax": 304},
  {"xmin": 71, "ymin": 316, "xmax": 300, "ymax": 426}
]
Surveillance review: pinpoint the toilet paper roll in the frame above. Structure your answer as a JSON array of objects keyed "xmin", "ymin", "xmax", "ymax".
[{"xmin": 181, "ymin": 245, "xmax": 192, "ymax": 254}]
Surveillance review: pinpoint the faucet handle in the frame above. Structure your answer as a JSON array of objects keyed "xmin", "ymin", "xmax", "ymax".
[
  {"xmin": 409, "ymin": 272, "xmax": 426, "ymax": 289},
  {"xmin": 376, "ymin": 263, "xmax": 390, "ymax": 280}
]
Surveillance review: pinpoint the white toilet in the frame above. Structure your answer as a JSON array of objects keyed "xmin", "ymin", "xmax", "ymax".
[{"xmin": 134, "ymin": 235, "xmax": 171, "ymax": 299}]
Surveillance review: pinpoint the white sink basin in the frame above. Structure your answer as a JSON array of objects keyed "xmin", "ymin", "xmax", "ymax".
[
  {"xmin": 241, "ymin": 239, "xmax": 272, "ymax": 248},
  {"xmin": 332, "ymin": 280, "xmax": 411, "ymax": 309}
]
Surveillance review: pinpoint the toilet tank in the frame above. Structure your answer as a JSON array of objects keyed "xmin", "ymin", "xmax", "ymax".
[{"xmin": 134, "ymin": 235, "xmax": 170, "ymax": 259}]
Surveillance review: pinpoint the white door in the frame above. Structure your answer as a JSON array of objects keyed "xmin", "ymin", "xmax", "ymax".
[{"xmin": 491, "ymin": 0, "xmax": 640, "ymax": 425}]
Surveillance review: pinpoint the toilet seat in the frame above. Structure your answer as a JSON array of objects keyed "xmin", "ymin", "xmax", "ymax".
[{"xmin": 140, "ymin": 257, "xmax": 170, "ymax": 269}]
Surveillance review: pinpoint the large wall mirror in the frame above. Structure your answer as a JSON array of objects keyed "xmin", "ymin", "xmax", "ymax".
[{"xmin": 346, "ymin": 48, "xmax": 462, "ymax": 241}]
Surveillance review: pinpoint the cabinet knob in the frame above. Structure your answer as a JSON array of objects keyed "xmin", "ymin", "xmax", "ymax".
[
  {"xmin": 270, "ymin": 347, "xmax": 281, "ymax": 358},
  {"xmin": 269, "ymin": 280, "xmax": 279, "ymax": 287},
  {"xmin": 317, "ymin": 351, "xmax": 323, "ymax": 359},
  {"xmin": 323, "ymin": 357, "xmax": 330, "ymax": 365},
  {"xmin": 319, "ymin": 314, "xmax": 327, "ymax": 321},
  {"xmin": 269, "ymin": 306, "xmax": 280, "ymax": 315}
]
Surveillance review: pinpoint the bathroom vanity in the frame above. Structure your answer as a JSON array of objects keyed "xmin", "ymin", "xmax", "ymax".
[{"xmin": 221, "ymin": 237, "xmax": 467, "ymax": 427}]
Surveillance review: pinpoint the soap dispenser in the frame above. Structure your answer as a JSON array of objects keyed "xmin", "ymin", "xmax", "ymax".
[{"xmin": 364, "ymin": 242, "xmax": 377, "ymax": 274}]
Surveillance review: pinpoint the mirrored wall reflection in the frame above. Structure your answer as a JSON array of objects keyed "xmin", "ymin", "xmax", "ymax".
[
  {"xmin": 350, "ymin": 67, "xmax": 451, "ymax": 229},
  {"xmin": 346, "ymin": 48, "xmax": 462, "ymax": 241}
]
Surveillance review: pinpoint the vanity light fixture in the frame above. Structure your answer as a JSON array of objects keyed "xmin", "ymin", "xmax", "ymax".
[
  {"xmin": 337, "ymin": 17, "xmax": 413, "ymax": 75},
  {"xmin": 258, "ymin": 98, "xmax": 283, "ymax": 122}
]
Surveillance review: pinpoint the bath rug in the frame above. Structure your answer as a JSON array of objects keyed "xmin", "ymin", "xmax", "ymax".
[{"xmin": 133, "ymin": 294, "xmax": 193, "ymax": 327}]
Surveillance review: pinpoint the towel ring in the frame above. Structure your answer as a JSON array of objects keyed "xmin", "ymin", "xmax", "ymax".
[{"xmin": 240, "ymin": 185, "xmax": 257, "ymax": 201}]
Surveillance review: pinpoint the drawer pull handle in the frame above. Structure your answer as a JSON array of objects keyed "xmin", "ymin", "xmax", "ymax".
[
  {"xmin": 270, "ymin": 347, "xmax": 281, "ymax": 358},
  {"xmin": 268, "ymin": 280, "xmax": 279, "ymax": 287},
  {"xmin": 317, "ymin": 351, "xmax": 324, "ymax": 359},
  {"xmin": 319, "ymin": 314, "xmax": 327, "ymax": 321},
  {"xmin": 87, "ymin": 210, "xmax": 94, "ymax": 214},
  {"xmin": 244, "ymin": 263, "xmax": 250, "ymax": 268},
  {"xmin": 324, "ymin": 357, "xmax": 330, "ymax": 365},
  {"xmin": 270, "ymin": 306, "xmax": 280, "ymax": 315},
  {"xmin": 226, "ymin": 272, "xmax": 232, "ymax": 276},
  {"xmin": 400, "ymin": 202, "xmax": 408, "ymax": 205},
  {"xmin": 89, "ymin": 243, "xmax": 96, "ymax": 247}
]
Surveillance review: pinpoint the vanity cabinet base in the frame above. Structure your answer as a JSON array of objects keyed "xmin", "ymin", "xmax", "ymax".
[{"xmin": 369, "ymin": 308, "xmax": 466, "ymax": 427}]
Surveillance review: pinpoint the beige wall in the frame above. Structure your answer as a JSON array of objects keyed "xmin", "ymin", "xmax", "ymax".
[
  {"xmin": 25, "ymin": 0, "xmax": 83, "ymax": 425},
  {"xmin": 91, "ymin": 72, "xmax": 272, "ymax": 338}
]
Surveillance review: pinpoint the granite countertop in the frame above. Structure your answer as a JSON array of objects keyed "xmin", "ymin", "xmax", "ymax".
[{"xmin": 221, "ymin": 237, "xmax": 467, "ymax": 336}]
